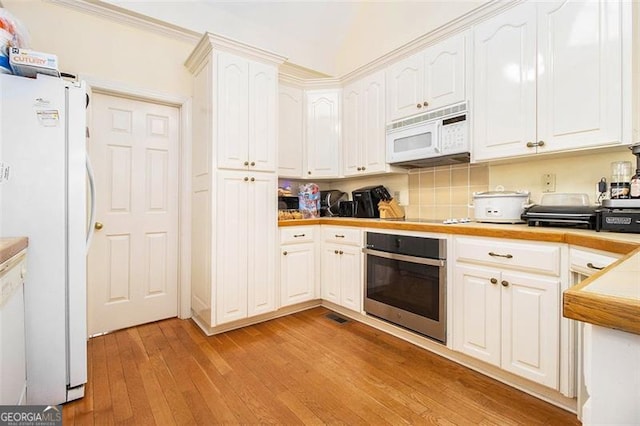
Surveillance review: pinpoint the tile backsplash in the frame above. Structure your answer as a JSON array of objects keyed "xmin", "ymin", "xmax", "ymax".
[{"xmin": 406, "ymin": 164, "xmax": 489, "ymax": 220}]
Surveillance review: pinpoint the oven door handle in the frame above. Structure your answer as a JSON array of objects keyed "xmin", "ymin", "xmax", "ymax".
[{"xmin": 362, "ymin": 248, "xmax": 445, "ymax": 267}]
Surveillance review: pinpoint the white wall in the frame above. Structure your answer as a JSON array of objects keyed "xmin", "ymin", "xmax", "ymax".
[{"xmin": 3, "ymin": 0, "xmax": 195, "ymax": 98}]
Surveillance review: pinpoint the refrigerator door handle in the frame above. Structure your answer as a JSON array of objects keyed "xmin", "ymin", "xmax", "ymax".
[{"xmin": 86, "ymin": 152, "xmax": 96, "ymax": 250}]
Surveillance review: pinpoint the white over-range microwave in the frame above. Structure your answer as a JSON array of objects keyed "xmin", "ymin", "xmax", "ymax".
[{"xmin": 386, "ymin": 102, "xmax": 469, "ymax": 168}]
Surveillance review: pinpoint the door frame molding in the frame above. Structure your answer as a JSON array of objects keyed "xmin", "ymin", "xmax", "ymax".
[{"xmin": 80, "ymin": 74, "xmax": 192, "ymax": 320}]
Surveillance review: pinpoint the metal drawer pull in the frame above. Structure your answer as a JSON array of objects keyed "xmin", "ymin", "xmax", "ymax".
[
  {"xmin": 488, "ymin": 251, "xmax": 513, "ymax": 259},
  {"xmin": 293, "ymin": 234, "xmax": 306, "ymax": 238},
  {"xmin": 501, "ymin": 280, "xmax": 509, "ymax": 287},
  {"xmin": 334, "ymin": 250, "xmax": 339, "ymax": 254},
  {"xmin": 490, "ymin": 278, "xmax": 498, "ymax": 284},
  {"xmin": 587, "ymin": 262, "xmax": 604, "ymax": 270},
  {"xmin": 335, "ymin": 234, "xmax": 345, "ymax": 238},
  {"xmin": 283, "ymin": 251, "xmax": 288, "ymax": 256},
  {"xmin": 339, "ymin": 250, "xmax": 344, "ymax": 255}
]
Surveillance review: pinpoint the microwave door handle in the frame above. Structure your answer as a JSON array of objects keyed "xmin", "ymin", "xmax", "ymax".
[{"xmin": 434, "ymin": 121, "xmax": 442, "ymax": 153}]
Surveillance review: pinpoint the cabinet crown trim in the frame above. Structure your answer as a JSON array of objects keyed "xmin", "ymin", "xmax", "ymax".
[{"xmin": 185, "ymin": 32, "xmax": 288, "ymax": 72}]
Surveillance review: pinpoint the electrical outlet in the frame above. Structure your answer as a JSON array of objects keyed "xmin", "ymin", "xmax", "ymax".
[{"xmin": 542, "ymin": 173, "xmax": 556, "ymax": 192}]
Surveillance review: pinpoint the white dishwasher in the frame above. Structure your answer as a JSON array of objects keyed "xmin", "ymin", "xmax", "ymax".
[{"xmin": 0, "ymin": 249, "xmax": 28, "ymax": 405}]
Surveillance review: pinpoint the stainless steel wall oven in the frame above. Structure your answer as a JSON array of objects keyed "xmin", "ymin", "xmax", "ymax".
[{"xmin": 363, "ymin": 232, "xmax": 446, "ymax": 343}]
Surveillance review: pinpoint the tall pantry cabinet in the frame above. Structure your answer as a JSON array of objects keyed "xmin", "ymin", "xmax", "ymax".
[{"xmin": 185, "ymin": 33, "xmax": 286, "ymax": 332}]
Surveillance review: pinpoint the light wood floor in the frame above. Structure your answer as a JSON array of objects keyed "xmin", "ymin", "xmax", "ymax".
[{"xmin": 63, "ymin": 307, "xmax": 580, "ymax": 425}]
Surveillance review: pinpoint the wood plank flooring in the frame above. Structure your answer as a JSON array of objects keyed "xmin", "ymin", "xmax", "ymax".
[{"xmin": 63, "ymin": 307, "xmax": 580, "ymax": 425}]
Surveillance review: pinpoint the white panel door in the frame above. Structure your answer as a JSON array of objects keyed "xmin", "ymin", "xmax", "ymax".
[
  {"xmin": 453, "ymin": 264, "xmax": 501, "ymax": 367},
  {"xmin": 321, "ymin": 244, "xmax": 341, "ymax": 304},
  {"xmin": 423, "ymin": 31, "xmax": 467, "ymax": 111},
  {"xmin": 501, "ymin": 271, "xmax": 559, "ymax": 388},
  {"xmin": 473, "ymin": 2, "xmax": 537, "ymax": 161},
  {"xmin": 305, "ymin": 90, "xmax": 341, "ymax": 178},
  {"xmin": 247, "ymin": 172, "xmax": 276, "ymax": 317},
  {"xmin": 339, "ymin": 245, "xmax": 362, "ymax": 313},
  {"xmin": 342, "ymin": 82, "xmax": 361, "ymax": 176},
  {"xmin": 88, "ymin": 93, "xmax": 179, "ymax": 336},
  {"xmin": 217, "ymin": 52, "xmax": 249, "ymax": 170},
  {"xmin": 537, "ymin": 0, "xmax": 623, "ymax": 152},
  {"xmin": 280, "ymin": 243, "xmax": 316, "ymax": 307},
  {"xmin": 248, "ymin": 61, "xmax": 277, "ymax": 172},
  {"xmin": 386, "ymin": 52, "xmax": 424, "ymax": 122},
  {"xmin": 278, "ymin": 84, "xmax": 304, "ymax": 177},
  {"xmin": 215, "ymin": 170, "xmax": 249, "ymax": 325},
  {"xmin": 361, "ymin": 70, "xmax": 387, "ymax": 174}
]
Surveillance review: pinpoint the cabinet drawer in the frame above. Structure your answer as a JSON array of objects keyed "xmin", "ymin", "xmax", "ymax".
[
  {"xmin": 280, "ymin": 226, "xmax": 315, "ymax": 244},
  {"xmin": 569, "ymin": 247, "xmax": 620, "ymax": 275},
  {"xmin": 455, "ymin": 237, "xmax": 561, "ymax": 276},
  {"xmin": 322, "ymin": 226, "xmax": 362, "ymax": 246}
]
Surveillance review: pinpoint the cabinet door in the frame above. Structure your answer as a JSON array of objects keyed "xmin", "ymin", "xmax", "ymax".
[
  {"xmin": 339, "ymin": 245, "xmax": 362, "ymax": 313},
  {"xmin": 217, "ymin": 52, "xmax": 250, "ymax": 170},
  {"xmin": 278, "ymin": 85, "xmax": 304, "ymax": 177},
  {"xmin": 321, "ymin": 243, "xmax": 341, "ymax": 304},
  {"xmin": 305, "ymin": 90, "xmax": 341, "ymax": 178},
  {"xmin": 537, "ymin": 0, "xmax": 623, "ymax": 152},
  {"xmin": 215, "ymin": 171, "xmax": 249, "ymax": 325},
  {"xmin": 247, "ymin": 173, "xmax": 277, "ymax": 317},
  {"xmin": 423, "ymin": 31, "xmax": 467, "ymax": 111},
  {"xmin": 248, "ymin": 61, "xmax": 277, "ymax": 172},
  {"xmin": 280, "ymin": 243, "xmax": 316, "ymax": 307},
  {"xmin": 342, "ymin": 82, "xmax": 361, "ymax": 176},
  {"xmin": 360, "ymin": 70, "xmax": 387, "ymax": 174},
  {"xmin": 453, "ymin": 264, "xmax": 501, "ymax": 367},
  {"xmin": 386, "ymin": 52, "xmax": 424, "ymax": 122},
  {"xmin": 473, "ymin": 3, "xmax": 537, "ymax": 161},
  {"xmin": 501, "ymin": 271, "xmax": 559, "ymax": 389}
]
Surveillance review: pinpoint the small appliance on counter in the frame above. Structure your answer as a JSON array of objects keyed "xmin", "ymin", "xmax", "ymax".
[
  {"xmin": 522, "ymin": 193, "xmax": 599, "ymax": 229},
  {"xmin": 352, "ymin": 185, "xmax": 392, "ymax": 218},
  {"xmin": 319, "ymin": 190, "xmax": 348, "ymax": 217},
  {"xmin": 471, "ymin": 187, "xmax": 531, "ymax": 223}
]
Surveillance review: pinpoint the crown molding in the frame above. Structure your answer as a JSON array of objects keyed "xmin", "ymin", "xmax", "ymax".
[
  {"xmin": 185, "ymin": 32, "xmax": 288, "ymax": 73},
  {"xmin": 46, "ymin": 0, "xmax": 201, "ymax": 44}
]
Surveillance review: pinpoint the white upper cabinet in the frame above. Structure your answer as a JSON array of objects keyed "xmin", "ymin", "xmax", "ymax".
[
  {"xmin": 473, "ymin": 0, "xmax": 630, "ymax": 161},
  {"xmin": 386, "ymin": 31, "xmax": 469, "ymax": 122},
  {"xmin": 278, "ymin": 84, "xmax": 304, "ymax": 177},
  {"xmin": 305, "ymin": 89, "xmax": 341, "ymax": 178},
  {"xmin": 343, "ymin": 70, "xmax": 387, "ymax": 176},
  {"xmin": 217, "ymin": 52, "xmax": 277, "ymax": 172}
]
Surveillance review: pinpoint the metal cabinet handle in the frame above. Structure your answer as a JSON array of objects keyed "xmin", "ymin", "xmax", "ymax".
[
  {"xmin": 283, "ymin": 251, "xmax": 288, "ymax": 256},
  {"xmin": 250, "ymin": 177, "xmax": 255, "ymax": 182},
  {"xmin": 488, "ymin": 251, "xmax": 513, "ymax": 259},
  {"xmin": 538, "ymin": 140, "xmax": 545, "ymax": 147},
  {"xmin": 95, "ymin": 222, "xmax": 103, "ymax": 230},
  {"xmin": 335, "ymin": 234, "xmax": 345, "ymax": 238},
  {"xmin": 423, "ymin": 101, "xmax": 429, "ymax": 107},
  {"xmin": 587, "ymin": 262, "xmax": 604, "ymax": 271},
  {"xmin": 357, "ymin": 167, "xmax": 362, "ymax": 171},
  {"xmin": 244, "ymin": 161, "xmax": 249, "ymax": 166},
  {"xmin": 526, "ymin": 141, "xmax": 545, "ymax": 148},
  {"xmin": 361, "ymin": 166, "xmax": 366, "ymax": 171},
  {"xmin": 501, "ymin": 280, "xmax": 509, "ymax": 287},
  {"xmin": 293, "ymin": 234, "xmax": 306, "ymax": 238},
  {"xmin": 490, "ymin": 278, "xmax": 498, "ymax": 284},
  {"xmin": 416, "ymin": 103, "xmax": 423, "ymax": 108},
  {"xmin": 308, "ymin": 171, "xmax": 312, "ymax": 175},
  {"xmin": 334, "ymin": 250, "xmax": 339, "ymax": 254},
  {"xmin": 250, "ymin": 161, "xmax": 255, "ymax": 166},
  {"xmin": 244, "ymin": 177, "xmax": 249, "ymax": 182},
  {"xmin": 339, "ymin": 250, "xmax": 344, "ymax": 255}
]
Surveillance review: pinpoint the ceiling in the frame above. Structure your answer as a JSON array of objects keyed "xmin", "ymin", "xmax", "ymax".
[{"xmin": 103, "ymin": 0, "xmax": 487, "ymax": 76}]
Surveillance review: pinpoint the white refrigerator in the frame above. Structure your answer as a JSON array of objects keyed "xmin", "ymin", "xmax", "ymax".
[{"xmin": 0, "ymin": 73, "xmax": 90, "ymax": 404}]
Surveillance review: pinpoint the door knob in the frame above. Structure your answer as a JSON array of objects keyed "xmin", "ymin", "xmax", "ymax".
[{"xmin": 95, "ymin": 222, "xmax": 103, "ymax": 230}]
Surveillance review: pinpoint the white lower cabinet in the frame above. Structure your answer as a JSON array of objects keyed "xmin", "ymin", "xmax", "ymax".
[
  {"xmin": 280, "ymin": 226, "xmax": 318, "ymax": 307},
  {"xmin": 320, "ymin": 226, "xmax": 363, "ymax": 312},
  {"xmin": 453, "ymin": 236, "xmax": 561, "ymax": 389}
]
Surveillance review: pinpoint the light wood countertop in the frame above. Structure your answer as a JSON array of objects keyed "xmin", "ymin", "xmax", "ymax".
[
  {"xmin": 279, "ymin": 218, "xmax": 640, "ymax": 334},
  {"xmin": 0, "ymin": 237, "xmax": 28, "ymax": 265}
]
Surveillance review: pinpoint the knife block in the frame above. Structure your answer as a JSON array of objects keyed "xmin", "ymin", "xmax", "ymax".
[{"xmin": 378, "ymin": 199, "xmax": 405, "ymax": 219}]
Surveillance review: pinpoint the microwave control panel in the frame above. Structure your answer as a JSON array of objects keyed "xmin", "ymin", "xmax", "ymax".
[{"xmin": 440, "ymin": 114, "xmax": 467, "ymax": 154}]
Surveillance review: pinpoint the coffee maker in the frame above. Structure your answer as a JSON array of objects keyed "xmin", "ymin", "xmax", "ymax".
[{"xmin": 351, "ymin": 185, "xmax": 391, "ymax": 218}]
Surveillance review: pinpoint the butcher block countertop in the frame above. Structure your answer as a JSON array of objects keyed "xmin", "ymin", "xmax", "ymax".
[
  {"xmin": 280, "ymin": 218, "xmax": 640, "ymax": 335},
  {"xmin": 0, "ymin": 237, "xmax": 28, "ymax": 265}
]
